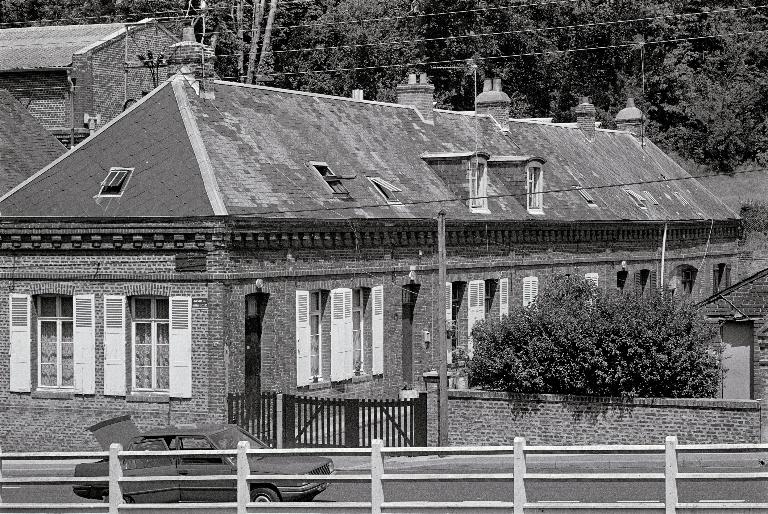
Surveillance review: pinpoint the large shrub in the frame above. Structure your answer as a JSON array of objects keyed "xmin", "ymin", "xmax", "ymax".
[{"xmin": 468, "ymin": 275, "xmax": 720, "ymax": 398}]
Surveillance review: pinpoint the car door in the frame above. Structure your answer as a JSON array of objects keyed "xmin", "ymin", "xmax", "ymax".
[
  {"xmin": 121, "ymin": 438, "xmax": 180, "ymax": 503},
  {"xmin": 176, "ymin": 436, "xmax": 236, "ymax": 502}
]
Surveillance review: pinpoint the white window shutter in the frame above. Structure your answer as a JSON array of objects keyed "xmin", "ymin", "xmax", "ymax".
[
  {"xmin": 73, "ymin": 294, "xmax": 96, "ymax": 394},
  {"xmin": 343, "ymin": 288, "xmax": 353, "ymax": 378},
  {"xmin": 371, "ymin": 286, "xmax": 384, "ymax": 375},
  {"xmin": 467, "ymin": 280, "xmax": 485, "ymax": 358},
  {"xmin": 330, "ymin": 289, "xmax": 346, "ymax": 382},
  {"xmin": 523, "ymin": 276, "xmax": 539, "ymax": 307},
  {"xmin": 445, "ymin": 282, "xmax": 453, "ymax": 364},
  {"xmin": 585, "ymin": 273, "xmax": 599, "ymax": 287},
  {"xmin": 169, "ymin": 296, "xmax": 192, "ymax": 398},
  {"xmin": 103, "ymin": 295, "xmax": 126, "ymax": 396},
  {"xmin": 499, "ymin": 278, "xmax": 509, "ymax": 317},
  {"xmin": 9, "ymin": 293, "xmax": 31, "ymax": 392},
  {"xmin": 295, "ymin": 291, "xmax": 311, "ymax": 386}
]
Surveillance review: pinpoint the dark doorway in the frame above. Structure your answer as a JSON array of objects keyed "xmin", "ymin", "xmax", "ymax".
[
  {"xmin": 401, "ymin": 284, "xmax": 419, "ymax": 387},
  {"xmin": 245, "ymin": 293, "xmax": 269, "ymax": 399}
]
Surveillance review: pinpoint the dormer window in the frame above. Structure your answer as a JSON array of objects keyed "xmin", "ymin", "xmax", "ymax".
[
  {"xmin": 526, "ymin": 164, "xmax": 543, "ymax": 213},
  {"xmin": 311, "ymin": 162, "xmax": 348, "ymax": 194},
  {"xmin": 468, "ymin": 157, "xmax": 489, "ymax": 212},
  {"xmin": 624, "ymin": 189, "xmax": 647, "ymax": 209},
  {"xmin": 369, "ymin": 177, "xmax": 402, "ymax": 205},
  {"xmin": 98, "ymin": 167, "xmax": 132, "ymax": 197}
]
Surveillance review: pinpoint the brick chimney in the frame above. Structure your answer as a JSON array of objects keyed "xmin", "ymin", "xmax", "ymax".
[
  {"xmin": 475, "ymin": 78, "xmax": 511, "ymax": 131},
  {"xmin": 615, "ymin": 97, "xmax": 644, "ymax": 138},
  {"xmin": 575, "ymin": 97, "xmax": 596, "ymax": 141},
  {"xmin": 396, "ymin": 73, "xmax": 435, "ymax": 124},
  {"xmin": 166, "ymin": 26, "xmax": 216, "ymax": 85}
]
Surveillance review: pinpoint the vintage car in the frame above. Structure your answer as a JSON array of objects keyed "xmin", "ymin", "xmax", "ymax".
[{"xmin": 73, "ymin": 416, "xmax": 333, "ymax": 503}]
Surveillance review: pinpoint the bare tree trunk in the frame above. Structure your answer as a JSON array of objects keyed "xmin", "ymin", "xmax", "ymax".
[
  {"xmin": 245, "ymin": 0, "xmax": 266, "ymax": 83},
  {"xmin": 255, "ymin": 0, "xmax": 278, "ymax": 80},
  {"xmin": 236, "ymin": 0, "xmax": 244, "ymax": 81}
]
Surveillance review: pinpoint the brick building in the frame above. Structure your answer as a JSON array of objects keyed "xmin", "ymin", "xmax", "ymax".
[
  {"xmin": 0, "ymin": 19, "xmax": 178, "ymax": 146},
  {"xmin": 0, "ymin": 70, "xmax": 740, "ymax": 450},
  {"xmin": 0, "ymin": 89, "xmax": 65, "ymax": 194}
]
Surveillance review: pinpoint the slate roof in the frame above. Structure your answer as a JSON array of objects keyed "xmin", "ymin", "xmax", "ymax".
[
  {"xmin": 0, "ymin": 76, "xmax": 739, "ymax": 221},
  {"xmin": 0, "ymin": 22, "xmax": 127, "ymax": 71},
  {"xmin": 0, "ymin": 90, "xmax": 64, "ymax": 195}
]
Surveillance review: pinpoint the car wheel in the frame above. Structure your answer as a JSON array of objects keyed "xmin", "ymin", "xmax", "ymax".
[{"xmin": 250, "ymin": 487, "xmax": 280, "ymax": 502}]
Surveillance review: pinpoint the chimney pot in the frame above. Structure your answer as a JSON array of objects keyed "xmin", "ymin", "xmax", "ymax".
[
  {"xmin": 575, "ymin": 97, "xmax": 596, "ymax": 141},
  {"xmin": 351, "ymin": 89, "xmax": 364, "ymax": 101},
  {"xmin": 492, "ymin": 78, "xmax": 502, "ymax": 92},
  {"xmin": 419, "ymin": 73, "xmax": 428, "ymax": 84},
  {"xmin": 408, "ymin": 73, "xmax": 418, "ymax": 85},
  {"xmin": 475, "ymin": 77, "xmax": 511, "ymax": 131},
  {"xmin": 396, "ymin": 73, "xmax": 435, "ymax": 124},
  {"xmin": 483, "ymin": 78, "xmax": 492, "ymax": 92}
]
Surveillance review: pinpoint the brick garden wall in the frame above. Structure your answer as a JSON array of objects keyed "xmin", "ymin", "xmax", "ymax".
[{"xmin": 443, "ymin": 389, "xmax": 762, "ymax": 445}]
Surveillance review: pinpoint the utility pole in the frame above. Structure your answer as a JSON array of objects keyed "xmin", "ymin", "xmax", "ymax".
[{"xmin": 437, "ymin": 210, "xmax": 449, "ymax": 446}]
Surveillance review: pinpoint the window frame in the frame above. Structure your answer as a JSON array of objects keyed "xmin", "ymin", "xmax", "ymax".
[
  {"xmin": 484, "ymin": 279, "xmax": 497, "ymax": 316},
  {"xmin": 97, "ymin": 167, "xmax": 133, "ymax": 198},
  {"xmin": 310, "ymin": 162, "xmax": 349, "ymax": 195},
  {"xmin": 681, "ymin": 267, "xmax": 697, "ymax": 294},
  {"xmin": 574, "ymin": 186, "xmax": 597, "ymax": 207},
  {"xmin": 36, "ymin": 295, "xmax": 74, "ymax": 390},
  {"xmin": 623, "ymin": 189, "xmax": 647, "ymax": 209},
  {"xmin": 468, "ymin": 157, "xmax": 489, "ymax": 212},
  {"xmin": 352, "ymin": 288, "xmax": 366, "ymax": 376},
  {"xmin": 309, "ymin": 291, "xmax": 323, "ymax": 381},
  {"xmin": 368, "ymin": 177, "xmax": 402, "ymax": 205},
  {"xmin": 131, "ymin": 296, "xmax": 170, "ymax": 393},
  {"xmin": 526, "ymin": 165, "xmax": 543, "ymax": 213}
]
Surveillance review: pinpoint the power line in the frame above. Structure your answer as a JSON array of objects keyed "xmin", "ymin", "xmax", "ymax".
[
  {"xmin": 0, "ymin": 9, "xmax": 192, "ymax": 28},
  {"xmin": 255, "ymin": 4, "xmax": 768, "ymax": 57}
]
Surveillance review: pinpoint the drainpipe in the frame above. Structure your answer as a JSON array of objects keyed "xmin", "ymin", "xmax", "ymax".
[{"xmin": 660, "ymin": 222, "xmax": 668, "ymax": 289}]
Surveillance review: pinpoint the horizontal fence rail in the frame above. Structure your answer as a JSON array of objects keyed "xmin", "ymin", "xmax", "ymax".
[{"xmin": 0, "ymin": 437, "xmax": 767, "ymax": 513}]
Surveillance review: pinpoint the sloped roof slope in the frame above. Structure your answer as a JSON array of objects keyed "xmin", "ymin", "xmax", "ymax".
[
  {"xmin": 0, "ymin": 89, "xmax": 64, "ymax": 194},
  {"xmin": 0, "ymin": 76, "xmax": 740, "ymax": 221},
  {"xmin": 0, "ymin": 81, "xmax": 214, "ymax": 217},
  {"xmin": 0, "ymin": 22, "xmax": 125, "ymax": 71}
]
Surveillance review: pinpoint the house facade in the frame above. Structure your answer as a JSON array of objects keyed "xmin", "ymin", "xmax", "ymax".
[
  {"xmin": 0, "ymin": 19, "xmax": 179, "ymax": 146},
  {"xmin": 0, "ymin": 69, "xmax": 740, "ymax": 451}
]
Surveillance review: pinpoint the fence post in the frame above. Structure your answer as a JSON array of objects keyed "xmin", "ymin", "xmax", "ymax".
[
  {"xmin": 276, "ymin": 393, "xmax": 284, "ymax": 449},
  {"xmin": 237, "ymin": 440, "xmax": 250, "ymax": 514},
  {"xmin": 413, "ymin": 392, "xmax": 428, "ymax": 447},
  {"xmin": 283, "ymin": 394, "xmax": 295, "ymax": 449},
  {"xmin": 513, "ymin": 437, "xmax": 527, "ymax": 514},
  {"xmin": 345, "ymin": 398, "xmax": 360, "ymax": 448},
  {"xmin": 371, "ymin": 439, "xmax": 384, "ymax": 514},
  {"xmin": 108, "ymin": 443, "xmax": 123, "ymax": 514},
  {"xmin": 665, "ymin": 436, "xmax": 678, "ymax": 514}
]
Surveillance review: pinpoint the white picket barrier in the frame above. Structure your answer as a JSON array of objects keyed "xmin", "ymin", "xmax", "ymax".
[{"xmin": 0, "ymin": 438, "xmax": 766, "ymax": 513}]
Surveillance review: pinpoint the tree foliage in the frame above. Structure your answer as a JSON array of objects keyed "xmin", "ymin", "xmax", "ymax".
[
  {"xmin": 468, "ymin": 275, "xmax": 721, "ymax": 398},
  {"xmin": 3, "ymin": 0, "xmax": 768, "ymax": 171}
]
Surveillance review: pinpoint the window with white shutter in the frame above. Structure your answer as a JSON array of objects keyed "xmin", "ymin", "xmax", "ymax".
[
  {"xmin": 585, "ymin": 273, "xmax": 599, "ymax": 287},
  {"xmin": 330, "ymin": 288, "xmax": 353, "ymax": 381},
  {"xmin": 295, "ymin": 291, "xmax": 312, "ymax": 386},
  {"xmin": 371, "ymin": 286, "xmax": 384, "ymax": 375},
  {"xmin": 103, "ymin": 295, "xmax": 126, "ymax": 396},
  {"xmin": 522, "ymin": 276, "xmax": 539, "ymax": 307},
  {"xmin": 499, "ymin": 278, "xmax": 509, "ymax": 317},
  {"xmin": 467, "ymin": 280, "xmax": 485, "ymax": 358},
  {"xmin": 9, "ymin": 294, "xmax": 31, "ymax": 392},
  {"xmin": 37, "ymin": 295, "xmax": 74, "ymax": 390},
  {"xmin": 73, "ymin": 294, "xmax": 95, "ymax": 394},
  {"xmin": 168, "ymin": 296, "xmax": 192, "ymax": 398}
]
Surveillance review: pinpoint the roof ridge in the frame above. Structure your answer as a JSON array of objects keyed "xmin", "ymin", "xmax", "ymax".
[{"xmin": 0, "ymin": 78, "xmax": 173, "ymax": 209}]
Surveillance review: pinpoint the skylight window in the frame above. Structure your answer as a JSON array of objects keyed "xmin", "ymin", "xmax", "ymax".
[
  {"xmin": 573, "ymin": 186, "xmax": 597, "ymax": 207},
  {"xmin": 623, "ymin": 189, "xmax": 647, "ymax": 209},
  {"xmin": 310, "ymin": 162, "xmax": 348, "ymax": 194},
  {"xmin": 674, "ymin": 191, "xmax": 690, "ymax": 206},
  {"xmin": 98, "ymin": 167, "xmax": 132, "ymax": 197},
  {"xmin": 369, "ymin": 177, "xmax": 402, "ymax": 205},
  {"xmin": 643, "ymin": 190, "xmax": 659, "ymax": 205}
]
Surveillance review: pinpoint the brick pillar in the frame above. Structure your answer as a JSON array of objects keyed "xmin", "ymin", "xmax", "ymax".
[{"xmin": 423, "ymin": 371, "xmax": 439, "ymax": 446}]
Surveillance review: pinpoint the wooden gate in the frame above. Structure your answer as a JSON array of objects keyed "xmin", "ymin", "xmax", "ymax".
[
  {"xmin": 282, "ymin": 393, "xmax": 427, "ymax": 448},
  {"xmin": 227, "ymin": 391, "xmax": 278, "ymax": 447}
]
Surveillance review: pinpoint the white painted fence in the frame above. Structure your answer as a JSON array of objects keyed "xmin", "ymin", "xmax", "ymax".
[{"xmin": 0, "ymin": 436, "xmax": 766, "ymax": 513}]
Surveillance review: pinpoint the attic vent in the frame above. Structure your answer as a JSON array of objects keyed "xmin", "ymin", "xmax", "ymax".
[
  {"xmin": 573, "ymin": 186, "xmax": 597, "ymax": 207},
  {"xmin": 369, "ymin": 177, "xmax": 402, "ymax": 205},
  {"xmin": 310, "ymin": 162, "xmax": 348, "ymax": 194},
  {"xmin": 98, "ymin": 167, "xmax": 133, "ymax": 197},
  {"xmin": 623, "ymin": 188, "xmax": 647, "ymax": 209},
  {"xmin": 643, "ymin": 190, "xmax": 659, "ymax": 205},
  {"xmin": 674, "ymin": 191, "xmax": 690, "ymax": 206}
]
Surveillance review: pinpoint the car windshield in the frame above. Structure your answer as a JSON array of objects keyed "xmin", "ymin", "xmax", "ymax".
[{"xmin": 209, "ymin": 427, "xmax": 268, "ymax": 449}]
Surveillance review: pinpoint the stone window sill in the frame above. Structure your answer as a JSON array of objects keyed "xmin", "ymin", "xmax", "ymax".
[
  {"xmin": 127, "ymin": 393, "xmax": 170, "ymax": 403},
  {"xmin": 31, "ymin": 390, "xmax": 74, "ymax": 400}
]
